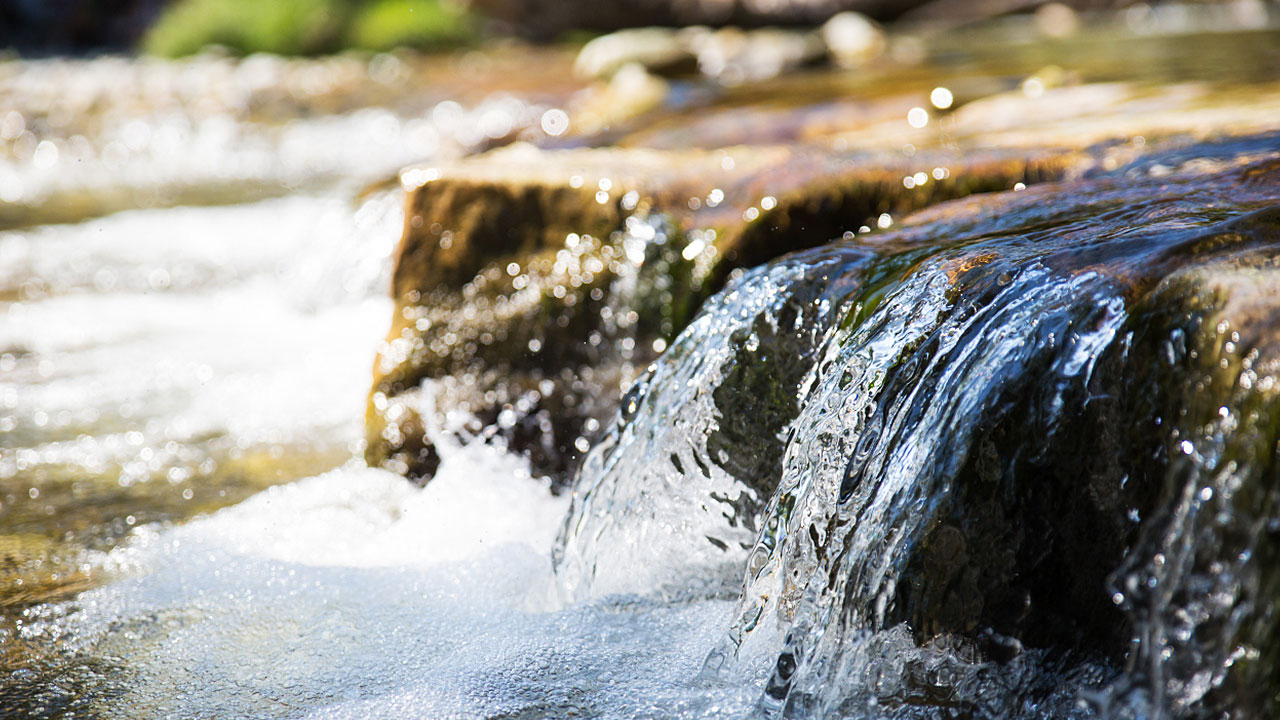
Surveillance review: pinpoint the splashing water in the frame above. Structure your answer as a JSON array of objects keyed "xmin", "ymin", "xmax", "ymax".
[{"xmin": 559, "ymin": 139, "xmax": 1280, "ymax": 718}]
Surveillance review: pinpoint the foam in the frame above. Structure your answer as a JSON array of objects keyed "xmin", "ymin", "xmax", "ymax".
[
  {"xmin": 42, "ymin": 443, "xmax": 759, "ymax": 719},
  {"xmin": 0, "ymin": 192, "xmax": 400, "ymax": 481}
]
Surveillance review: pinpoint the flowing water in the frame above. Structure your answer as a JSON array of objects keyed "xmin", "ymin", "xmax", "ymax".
[{"xmin": 5, "ymin": 28, "xmax": 1280, "ymax": 720}]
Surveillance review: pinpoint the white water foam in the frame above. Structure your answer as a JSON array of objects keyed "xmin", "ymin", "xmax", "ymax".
[
  {"xmin": 0, "ymin": 192, "xmax": 401, "ymax": 482},
  {"xmin": 30, "ymin": 442, "xmax": 759, "ymax": 719}
]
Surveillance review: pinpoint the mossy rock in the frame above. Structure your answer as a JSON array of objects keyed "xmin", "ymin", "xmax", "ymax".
[{"xmin": 367, "ymin": 142, "xmax": 1089, "ymax": 484}]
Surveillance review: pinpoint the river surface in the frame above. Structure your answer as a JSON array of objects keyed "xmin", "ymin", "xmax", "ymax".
[
  {"xmin": 0, "ymin": 188, "xmax": 756, "ymax": 717},
  {"xmin": 3, "ymin": 18, "xmax": 1280, "ymax": 720}
]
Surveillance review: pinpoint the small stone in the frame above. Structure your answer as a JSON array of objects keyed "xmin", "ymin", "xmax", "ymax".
[
  {"xmin": 821, "ymin": 12, "xmax": 886, "ymax": 68},
  {"xmin": 573, "ymin": 27, "xmax": 696, "ymax": 80}
]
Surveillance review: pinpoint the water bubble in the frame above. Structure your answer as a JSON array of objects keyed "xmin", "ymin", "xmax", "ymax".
[
  {"xmin": 682, "ymin": 238, "xmax": 707, "ymax": 261},
  {"xmin": 540, "ymin": 108, "xmax": 570, "ymax": 136},
  {"xmin": 0, "ymin": 174, "xmax": 23, "ymax": 203},
  {"xmin": 0, "ymin": 110, "xmax": 24, "ymax": 140},
  {"xmin": 907, "ymin": 107, "xmax": 930, "ymax": 129},
  {"xmin": 930, "ymin": 87, "xmax": 954, "ymax": 109},
  {"xmin": 147, "ymin": 268, "xmax": 171, "ymax": 290},
  {"xmin": 32, "ymin": 140, "xmax": 60, "ymax": 169}
]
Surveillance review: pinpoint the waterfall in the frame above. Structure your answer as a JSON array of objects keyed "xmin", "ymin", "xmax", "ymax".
[{"xmin": 557, "ymin": 146, "xmax": 1280, "ymax": 718}]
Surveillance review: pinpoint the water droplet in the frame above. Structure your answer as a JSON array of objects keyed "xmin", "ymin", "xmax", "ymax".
[
  {"xmin": 540, "ymin": 108, "xmax": 569, "ymax": 136},
  {"xmin": 32, "ymin": 140, "xmax": 59, "ymax": 169}
]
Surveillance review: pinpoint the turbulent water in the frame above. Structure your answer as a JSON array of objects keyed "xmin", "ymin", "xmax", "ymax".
[{"xmin": 558, "ymin": 136, "xmax": 1280, "ymax": 718}]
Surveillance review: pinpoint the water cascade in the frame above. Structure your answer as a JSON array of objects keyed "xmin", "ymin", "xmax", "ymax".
[{"xmin": 558, "ymin": 137, "xmax": 1280, "ymax": 718}]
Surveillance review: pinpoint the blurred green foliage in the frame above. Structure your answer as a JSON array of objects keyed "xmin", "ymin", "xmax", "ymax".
[
  {"xmin": 142, "ymin": 0, "xmax": 479, "ymax": 57},
  {"xmin": 348, "ymin": 0, "xmax": 477, "ymax": 51}
]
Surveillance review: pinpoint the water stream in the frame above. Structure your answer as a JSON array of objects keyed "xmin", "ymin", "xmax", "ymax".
[{"xmin": 4, "ymin": 31, "xmax": 1280, "ymax": 720}]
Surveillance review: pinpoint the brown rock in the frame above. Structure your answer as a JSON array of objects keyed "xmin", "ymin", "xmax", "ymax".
[{"xmin": 367, "ymin": 141, "xmax": 1089, "ymax": 483}]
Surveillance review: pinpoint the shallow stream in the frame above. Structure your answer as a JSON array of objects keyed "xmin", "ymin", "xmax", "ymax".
[{"xmin": 4, "ymin": 20, "xmax": 1280, "ymax": 720}]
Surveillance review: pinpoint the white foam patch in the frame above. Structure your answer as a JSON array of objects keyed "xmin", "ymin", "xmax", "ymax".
[
  {"xmin": 0, "ymin": 192, "xmax": 402, "ymax": 481},
  {"xmin": 48, "ymin": 444, "xmax": 760, "ymax": 719}
]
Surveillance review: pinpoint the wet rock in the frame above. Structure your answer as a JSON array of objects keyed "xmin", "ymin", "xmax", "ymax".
[
  {"xmin": 784, "ymin": 157, "xmax": 1280, "ymax": 715},
  {"xmin": 367, "ymin": 141, "xmax": 1085, "ymax": 483},
  {"xmin": 685, "ymin": 26, "xmax": 829, "ymax": 83},
  {"xmin": 573, "ymin": 28, "xmax": 699, "ymax": 79},
  {"xmin": 1103, "ymin": 250, "xmax": 1280, "ymax": 718},
  {"xmin": 553, "ymin": 133, "xmax": 1280, "ymax": 717},
  {"xmin": 569, "ymin": 63, "xmax": 671, "ymax": 136},
  {"xmin": 573, "ymin": 25, "xmax": 829, "ymax": 84},
  {"xmin": 371, "ymin": 28, "xmax": 1280, "ymax": 499}
]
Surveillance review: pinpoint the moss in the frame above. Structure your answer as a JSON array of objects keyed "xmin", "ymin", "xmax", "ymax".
[
  {"xmin": 142, "ymin": 0, "xmax": 346, "ymax": 56},
  {"xmin": 141, "ymin": 0, "xmax": 478, "ymax": 57},
  {"xmin": 346, "ymin": 0, "xmax": 477, "ymax": 52}
]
